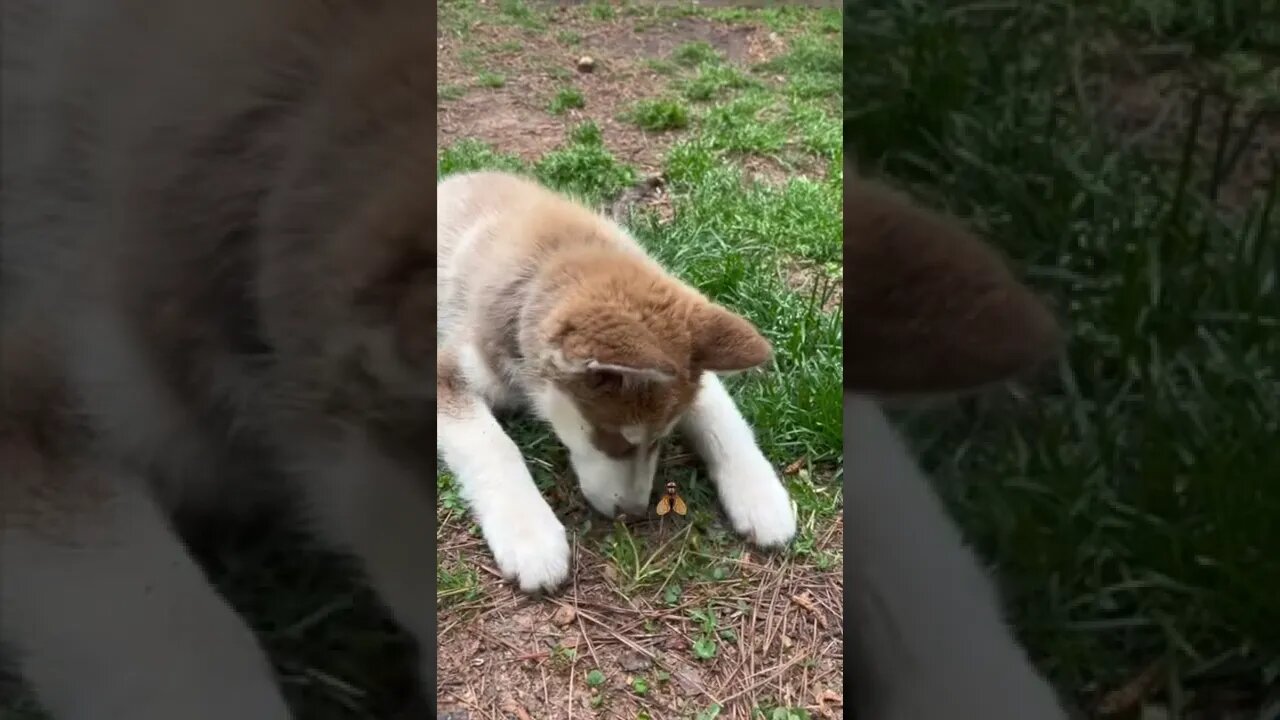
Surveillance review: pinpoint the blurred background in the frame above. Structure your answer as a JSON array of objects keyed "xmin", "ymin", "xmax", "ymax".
[{"xmin": 845, "ymin": 1, "xmax": 1280, "ymax": 718}]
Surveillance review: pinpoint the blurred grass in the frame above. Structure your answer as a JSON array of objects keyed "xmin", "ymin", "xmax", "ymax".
[{"xmin": 845, "ymin": 0, "xmax": 1280, "ymax": 711}]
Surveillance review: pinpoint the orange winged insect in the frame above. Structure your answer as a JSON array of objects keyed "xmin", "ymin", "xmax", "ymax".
[{"xmin": 655, "ymin": 480, "xmax": 687, "ymax": 516}]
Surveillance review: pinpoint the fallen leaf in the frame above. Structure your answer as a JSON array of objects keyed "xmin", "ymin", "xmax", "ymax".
[
  {"xmin": 499, "ymin": 699, "xmax": 532, "ymax": 720},
  {"xmin": 1097, "ymin": 661, "xmax": 1163, "ymax": 716},
  {"xmin": 815, "ymin": 688, "xmax": 844, "ymax": 718},
  {"xmin": 618, "ymin": 650, "xmax": 652, "ymax": 672},
  {"xmin": 551, "ymin": 605, "xmax": 576, "ymax": 627},
  {"xmin": 791, "ymin": 592, "xmax": 818, "ymax": 613},
  {"xmin": 783, "ymin": 456, "xmax": 807, "ymax": 475}
]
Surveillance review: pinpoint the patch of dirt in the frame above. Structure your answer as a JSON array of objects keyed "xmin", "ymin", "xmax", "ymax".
[
  {"xmin": 1089, "ymin": 41, "xmax": 1280, "ymax": 211},
  {"xmin": 436, "ymin": 519, "xmax": 844, "ymax": 719},
  {"xmin": 437, "ymin": 9, "xmax": 784, "ymax": 174},
  {"xmin": 782, "ymin": 258, "xmax": 842, "ymax": 313}
]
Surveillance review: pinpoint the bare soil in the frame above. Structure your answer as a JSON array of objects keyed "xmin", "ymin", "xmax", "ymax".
[{"xmin": 437, "ymin": 8, "xmax": 784, "ymax": 174}]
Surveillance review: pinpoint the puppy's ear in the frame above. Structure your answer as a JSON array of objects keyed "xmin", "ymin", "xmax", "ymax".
[
  {"xmin": 844, "ymin": 175, "xmax": 1062, "ymax": 395},
  {"xmin": 544, "ymin": 306, "xmax": 680, "ymax": 383},
  {"xmin": 692, "ymin": 303, "xmax": 772, "ymax": 374}
]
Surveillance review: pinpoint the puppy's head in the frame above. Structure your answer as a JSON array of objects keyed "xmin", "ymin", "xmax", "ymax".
[
  {"xmin": 844, "ymin": 173, "xmax": 1063, "ymax": 396},
  {"xmin": 533, "ymin": 254, "xmax": 771, "ymax": 517}
]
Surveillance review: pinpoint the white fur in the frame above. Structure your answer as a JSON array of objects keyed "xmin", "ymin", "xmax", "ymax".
[
  {"xmin": 0, "ymin": 477, "xmax": 291, "ymax": 720},
  {"xmin": 64, "ymin": 307, "xmax": 223, "ymax": 511},
  {"xmin": 437, "ymin": 387, "xmax": 570, "ymax": 593},
  {"xmin": 679, "ymin": 373, "xmax": 797, "ymax": 547},
  {"xmin": 845, "ymin": 393, "xmax": 1067, "ymax": 719},
  {"xmin": 534, "ymin": 385, "xmax": 656, "ymax": 517},
  {"xmin": 283, "ymin": 432, "xmax": 441, "ymax": 681},
  {"xmin": 457, "ymin": 339, "xmax": 518, "ymax": 410}
]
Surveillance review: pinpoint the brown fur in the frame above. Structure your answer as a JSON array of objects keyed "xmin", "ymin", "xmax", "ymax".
[
  {"xmin": 438, "ymin": 172, "xmax": 772, "ymax": 455},
  {"xmin": 844, "ymin": 169, "xmax": 1062, "ymax": 394}
]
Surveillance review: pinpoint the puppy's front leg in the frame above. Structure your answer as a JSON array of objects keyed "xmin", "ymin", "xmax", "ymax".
[
  {"xmin": 292, "ymin": 430, "xmax": 440, "ymax": 675},
  {"xmin": 436, "ymin": 376, "xmax": 570, "ymax": 594},
  {"xmin": 679, "ymin": 372, "xmax": 796, "ymax": 547},
  {"xmin": 0, "ymin": 462, "xmax": 292, "ymax": 720}
]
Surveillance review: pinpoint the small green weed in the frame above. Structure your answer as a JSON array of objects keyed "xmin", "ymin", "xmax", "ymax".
[
  {"xmin": 688, "ymin": 606, "xmax": 721, "ymax": 661},
  {"xmin": 436, "ymin": 561, "xmax": 483, "ymax": 608},
  {"xmin": 695, "ymin": 706, "xmax": 724, "ymax": 720}
]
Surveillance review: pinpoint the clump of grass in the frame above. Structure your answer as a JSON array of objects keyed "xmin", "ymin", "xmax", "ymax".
[
  {"xmin": 759, "ymin": 35, "xmax": 841, "ymax": 77},
  {"xmin": 532, "ymin": 122, "xmax": 636, "ymax": 204},
  {"xmin": 437, "ymin": 139, "xmax": 525, "ymax": 177},
  {"xmin": 438, "ymin": 84, "xmax": 466, "ymax": 101},
  {"xmin": 476, "ymin": 71, "xmax": 505, "ymax": 88},
  {"xmin": 548, "ymin": 87, "xmax": 586, "ymax": 115},
  {"xmin": 625, "ymin": 97, "xmax": 691, "ymax": 131},
  {"xmin": 589, "ymin": 1, "xmax": 615, "ymax": 21},
  {"xmin": 701, "ymin": 93, "xmax": 786, "ymax": 153},
  {"xmin": 680, "ymin": 64, "xmax": 760, "ymax": 102},
  {"xmin": 436, "ymin": 561, "xmax": 483, "ymax": 608},
  {"xmin": 672, "ymin": 40, "xmax": 721, "ymax": 67},
  {"xmin": 556, "ymin": 29, "xmax": 582, "ymax": 45},
  {"xmin": 498, "ymin": 0, "xmax": 545, "ymax": 29},
  {"xmin": 759, "ymin": 35, "xmax": 842, "ymax": 101},
  {"xmin": 646, "ymin": 58, "xmax": 680, "ymax": 76}
]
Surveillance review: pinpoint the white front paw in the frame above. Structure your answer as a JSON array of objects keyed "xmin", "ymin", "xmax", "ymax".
[
  {"xmin": 480, "ymin": 500, "xmax": 571, "ymax": 593},
  {"xmin": 714, "ymin": 459, "xmax": 797, "ymax": 547}
]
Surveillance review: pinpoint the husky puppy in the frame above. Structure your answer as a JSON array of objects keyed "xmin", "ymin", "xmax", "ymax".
[
  {"xmin": 436, "ymin": 171, "xmax": 797, "ymax": 593},
  {"xmin": 842, "ymin": 177, "xmax": 1071, "ymax": 719},
  {"xmin": 2, "ymin": 2, "xmax": 438, "ymax": 718}
]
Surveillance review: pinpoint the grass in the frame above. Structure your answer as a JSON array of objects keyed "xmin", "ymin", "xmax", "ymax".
[
  {"xmin": 475, "ymin": 71, "xmax": 505, "ymax": 89},
  {"xmin": 624, "ymin": 97, "xmax": 692, "ymax": 131},
  {"xmin": 672, "ymin": 41, "xmax": 722, "ymax": 67},
  {"xmin": 548, "ymin": 86, "xmax": 586, "ymax": 115},
  {"xmin": 846, "ymin": 0, "xmax": 1280, "ymax": 714}
]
